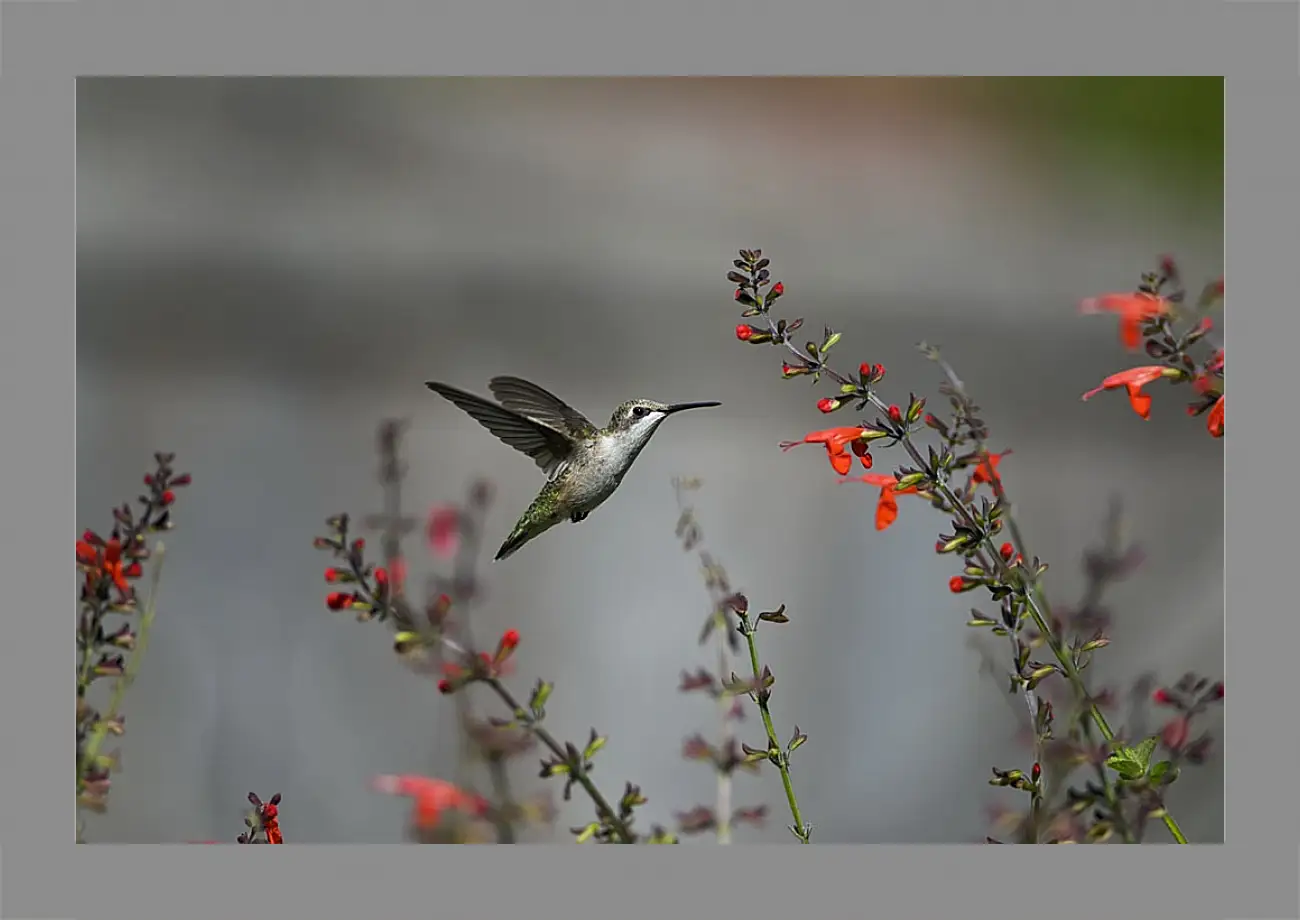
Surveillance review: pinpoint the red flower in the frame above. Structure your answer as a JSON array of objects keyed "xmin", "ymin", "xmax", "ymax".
[
  {"xmin": 76, "ymin": 533, "xmax": 131, "ymax": 594},
  {"xmin": 948, "ymin": 575, "xmax": 968, "ymax": 593},
  {"xmin": 160, "ymin": 489, "xmax": 176, "ymax": 506},
  {"xmin": 887, "ymin": 405, "xmax": 902, "ymax": 424},
  {"xmin": 426, "ymin": 506, "xmax": 461, "ymax": 559},
  {"xmin": 325, "ymin": 591, "xmax": 352, "ymax": 611},
  {"xmin": 1206, "ymin": 396, "xmax": 1224, "ymax": 438},
  {"xmin": 1081, "ymin": 366, "xmax": 1180, "ymax": 420},
  {"xmin": 325, "ymin": 567, "xmax": 343, "ymax": 583},
  {"xmin": 372, "ymin": 775, "xmax": 488, "ymax": 831},
  {"xmin": 972, "ymin": 451, "xmax": 1011, "ymax": 486},
  {"xmin": 735, "ymin": 324, "xmax": 755, "ymax": 341},
  {"xmin": 817, "ymin": 397, "xmax": 841, "ymax": 414},
  {"xmin": 842, "ymin": 472, "xmax": 920, "ymax": 531},
  {"xmin": 1080, "ymin": 291, "xmax": 1171, "ymax": 350},
  {"xmin": 1161, "ymin": 715, "xmax": 1190, "ymax": 752},
  {"xmin": 771, "ymin": 282, "xmax": 784, "ymax": 296},
  {"xmin": 494, "ymin": 628, "xmax": 521, "ymax": 665},
  {"xmin": 780, "ymin": 427, "xmax": 872, "ymax": 476}
]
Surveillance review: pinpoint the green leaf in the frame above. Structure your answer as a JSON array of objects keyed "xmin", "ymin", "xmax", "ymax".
[
  {"xmin": 1104, "ymin": 749, "xmax": 1145, "ymax": 780},
  {"xmin": 1133, "ymin": 735, "xmax": 1160, "ymax": 771}
]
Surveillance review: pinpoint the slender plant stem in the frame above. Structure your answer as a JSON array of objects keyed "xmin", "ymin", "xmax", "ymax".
[
  {"xmin": 739, "ymin": 617, "xmax": 808, "ymax": 843},
  {"xmin": 484, "ymin": 677, "xmax": 635, "ymax": 844},
  {"xmin": 715, "ymin": 634, "xmax": 734, "ymax": 845}
]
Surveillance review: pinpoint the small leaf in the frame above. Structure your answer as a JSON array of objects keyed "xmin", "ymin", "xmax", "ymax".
[
  {"xmin": 1133, "ymin": 735, "xmax": 1160, "ymax": 771},
  {"xmin": 758, "ymin": 605, "xmax": 789, "ymax": 624},
  {"xmin": 1104, "ymin": 750, "xmax": 1145, "ymax": 780}
]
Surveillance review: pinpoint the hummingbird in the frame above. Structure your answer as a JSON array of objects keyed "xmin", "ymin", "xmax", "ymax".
[{"xmin": 425, "ymin": 376, "xmax": 721, "ymax": 561}]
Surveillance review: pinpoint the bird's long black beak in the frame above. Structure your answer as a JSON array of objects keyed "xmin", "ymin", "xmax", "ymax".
[{"xmin": 664, "ymin": 401, "xmax": 722, "ymax": 415}]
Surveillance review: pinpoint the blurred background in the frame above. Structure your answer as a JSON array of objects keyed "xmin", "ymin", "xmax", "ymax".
[{"xmin": 76, "ymin": 77, "xmax": 1223, "ymax": 844}]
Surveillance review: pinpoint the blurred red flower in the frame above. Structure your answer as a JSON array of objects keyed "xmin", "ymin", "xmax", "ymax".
[
  {"xmin": 372, "ymin": 774, "xmax": 487, "ymax": 831},
  {"xmin": 1080, "ymin": 291, "xmax": 1170, "ymax": 350},
  {"xmin": 426, "ymin": 506, "xmax": 461, "ymax": 558}
]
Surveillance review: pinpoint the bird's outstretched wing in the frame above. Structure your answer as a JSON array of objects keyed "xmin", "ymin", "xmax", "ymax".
[
  {"xmin": 425, "ymin": 381, "xmax": 575, "ymax": 476},
  {"xmin": 488, "ymin": 376, "xmax": 598, "ymax": 440}
]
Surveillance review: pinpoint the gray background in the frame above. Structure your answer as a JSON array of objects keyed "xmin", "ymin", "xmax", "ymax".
[{"xmin": 76, "ymin": 77, "xmax": 1223, "ymax": 844}]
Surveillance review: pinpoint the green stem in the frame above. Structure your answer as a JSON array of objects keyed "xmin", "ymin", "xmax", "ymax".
[
  {"xmin": 77, "ymin": 544, "xmax": 165, "ymax": 796},
  {"xmin": 1159, "ymin": 811, "xmax": 1188, "ymax": 844},
  {"xmin": 484, "ymin": 677, "xmax": 635, "ymax": 844},
  {"xmin": 740, "ymin": 617, "xmax": 808, "ymax": 843}
]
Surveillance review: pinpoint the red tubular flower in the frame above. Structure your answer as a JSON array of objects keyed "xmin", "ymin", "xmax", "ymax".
[
  {"xmin": 843, "ymin": 472, "xmax": 919, "ymax": 531},
  {"xmin": 325, "ymin": 567, "xmax": 342, "ymax": 583},
  {"xmin": 780, "ymin": 427, "xmax": 871, "ymax": 476},
  {"xmin": 1206, "ymin": 396, "xmax": 1224, "ymax": 438},
  {"xmin": 426, "ymin": 506, "xmax": 461, "ymax": 559},
  {"xmin": 817, "ymin": 397, "xmax": 841, "ymax": 414},
  {"xmin": 735, "ymin": 324, "xmax": 755, "ymax": 341},
  {"xmin": 948, "ymin": 575, "xmax": 967, "ymax": 593},
  {"xmin": 771, "ymin": 282, "xmax": 784, "ymax": 296},
  {"xmin": 77, "ymin": 533, "xmax": 131, "ymax": 594},
  {"xmin": 972, "ymin": 451, "xmax": 1011, "ymax": 486},
  {"xmin": 325, "ymin": 591, "xmax": 351, "ymax": 611},
  {"xmin": 494, "ymin": 628, "xmax": 521, "ymax": 665},
  {"xmin": 1080, "ymin": 291, "xmax": 1171, "ymax": 350},
  {"xmin": 1081, "ymin": 366, "xmax": 1180, "ymax": 420},
  {"xmin": 372, "ymin": 775, "xmax": 488, "ymax": 831},
  {"xmin": 75, "ymin": 540, "xmax": 99, "ymax": 568}
]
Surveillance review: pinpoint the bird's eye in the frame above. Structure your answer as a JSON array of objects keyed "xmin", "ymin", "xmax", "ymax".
[{"xmin": 632, "ymin": 406, "xmax": 649, "ymax": 418}]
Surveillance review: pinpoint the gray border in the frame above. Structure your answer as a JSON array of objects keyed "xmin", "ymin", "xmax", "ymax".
[{"xmin": 0, "ymin": 0, "xmax": 1288, "ymax": 918}]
